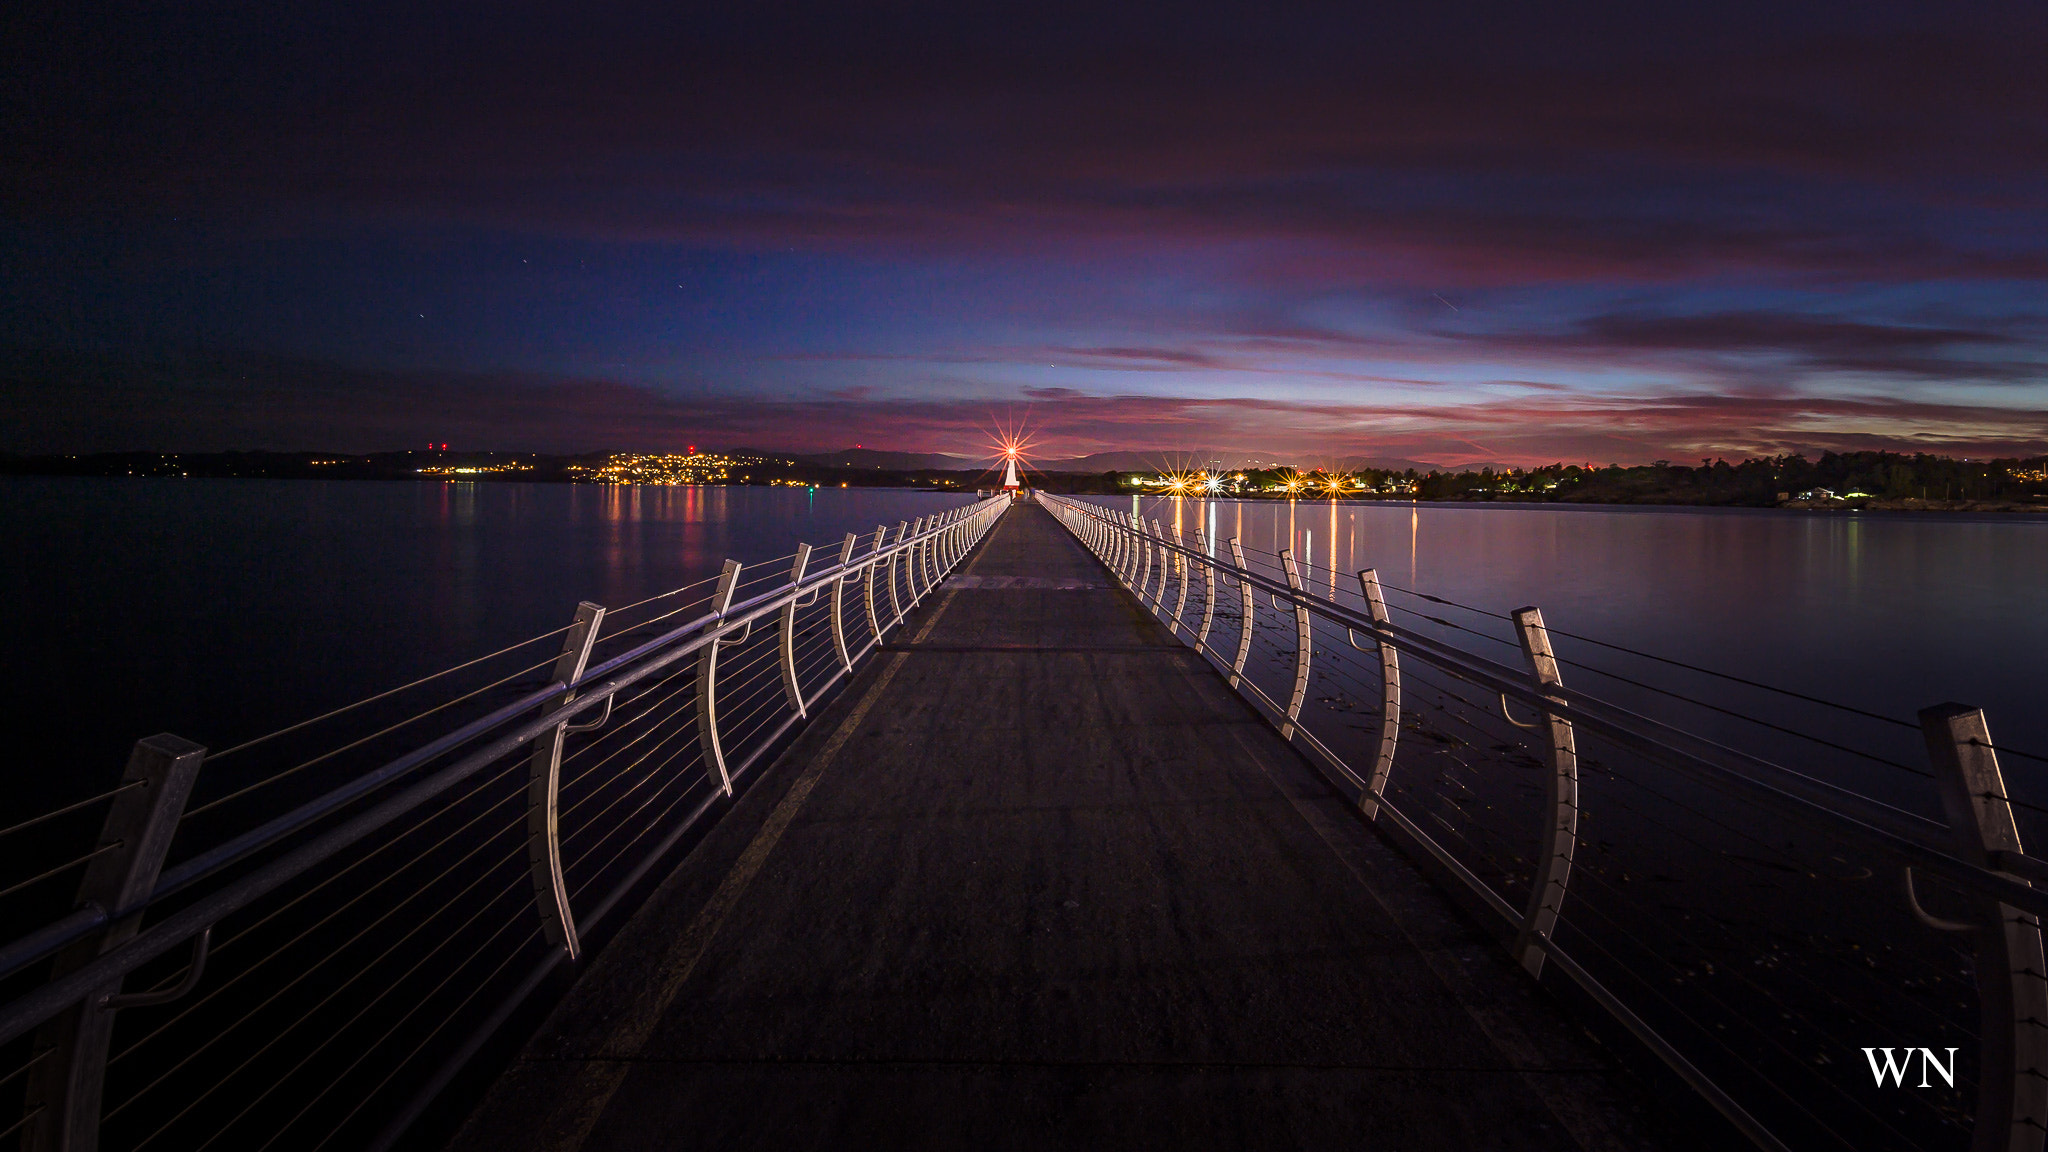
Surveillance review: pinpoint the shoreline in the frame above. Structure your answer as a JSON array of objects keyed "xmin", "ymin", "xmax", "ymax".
[{"xmin": 9, "ymin": 470, "xmax": 2048, "ymax": 517}]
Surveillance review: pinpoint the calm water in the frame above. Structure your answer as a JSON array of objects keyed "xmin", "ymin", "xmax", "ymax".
[
  {"xmin": 7, "ymin": 479, "xmax": 2047, "ymax": 814},
  {"xmin": 1091, "ymin": 494, "xmax": 2048, "ymax": 813},
  {"xmin": 3, "ymin": 479, "xmax": 978, "ymax": 809}
]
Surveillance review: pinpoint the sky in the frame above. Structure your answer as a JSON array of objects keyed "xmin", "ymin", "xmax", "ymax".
[{"xmin": 2, "ymin": 0, "xmax": 2044, "ymax": 466}]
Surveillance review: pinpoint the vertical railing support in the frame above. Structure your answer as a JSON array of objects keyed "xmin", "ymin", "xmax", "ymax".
[
  {"xmin": 1920, "ymin": 703, "xmax": 2048, "ymax": 1152},
  {"xmin": 526, "ymin": 601, "xmax": 605, "ymax": 961},
  {"xmin": 921, "ymin": 515, "xmax": 937, "ymax": 590},
  {"xmin": 903, "ymin": 517, "xmax": 924, "ymax": 605},
  {"xmin": 25, "ymin": 734, "xmax": 206, "ymax": 1152},
  {"xmin": 831, "ymin": 533, "xmax": 859, "ymax": 672},
  {"xmin": 1194, "ymin": 529, "xmax": 1217, "ymax": 653},
  {"xmin": 1133, "ymin": 513, "xmax": 1152, "ymax": 597},
  {"xmin": 888, "ymin": 522, "xmax": 908, "ymax": 627},
  {"xmin": 696, "ymin": 560, "xmax": 747, "ymax": 796},
  {"xmin": 865, "ymin": 525, "xmax": 887, "ymax": 642},
  {"xmin": 1354, "ymin": 569, "xmax": 1401, "ymax": 820},
  {"xmin": 1148, "ymin": 519, "xmax": 1169, "ymax": 612},
  {"xmin": 921, "ymin": 512, "xmax": 937, "ymax": 602},
  {"xmin": 1227, "ymin": 538, "xmax": 1255, "ymax": 690},
  {"xmin": 1278, "ymin": 549, "xmax": 1312, "ymax": 740},
  {"xmin": 778, "ymin": 544, "xmax": 813, "ymax": 718},
  {"xmin": 1509, "ymin": 606, "xmax": 1577, "ymax": 978},
  {"xmin": 1169, "ymin": 525, "xmax": 1190, "ymax": 635}
]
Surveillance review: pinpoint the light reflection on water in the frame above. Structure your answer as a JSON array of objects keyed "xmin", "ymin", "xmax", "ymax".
[
  {"xmin": 1093, "ymin": 494, "xmax": 2048, "ymax": 806},
  {"xmin": 3, "ymin": 479, "xmax": 977, "ymax": 799}
]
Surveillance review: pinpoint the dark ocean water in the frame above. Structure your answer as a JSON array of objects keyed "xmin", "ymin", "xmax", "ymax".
[
  {"xmin": 3, "ymin": 478, "xmax": 978, "ymax": 812},
  {"xmin": 1090, "ymin": 494, "xmax": 2048, "ymax": 816},
  {"xmin": 4, "ymin": 480, "xmax": 2044, "ymax": 1149}
]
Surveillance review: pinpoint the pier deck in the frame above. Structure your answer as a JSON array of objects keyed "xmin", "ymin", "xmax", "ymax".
[{"xmin": 451, "ymin": 505, "xmax": 1675, "ymax": 1151}]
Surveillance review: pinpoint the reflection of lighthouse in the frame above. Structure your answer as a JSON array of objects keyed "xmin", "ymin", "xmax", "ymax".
[{"xmin": 1002, "ymin": 455, "xmax": 1021, "ymax": 491}]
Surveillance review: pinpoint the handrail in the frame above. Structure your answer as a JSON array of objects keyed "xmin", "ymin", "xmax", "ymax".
[
  {"xmin": 1042, "ymin": 497, "xmax": 1966, "ymax": 864},
  {"xmin": 1038, "ymin": 492, "xmax": 2048, "ymax": 1152},
  {"xmin": 0, "ymin": 496, "xmax": 1008, "ymax": 998}
]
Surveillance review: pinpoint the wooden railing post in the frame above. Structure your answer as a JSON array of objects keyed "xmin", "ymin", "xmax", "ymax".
[
  {"xmin": 24, "ymin": 734, "xmax": 206, "ymax": 1152},
  {"xmin": 527, "ymin": 602, "xmax": 605, "ymax": 960},
  {"xmin": 1510, "ymin": 606, "xmax": 1577, "ymax": 978},
  {"xmin": 1921, "ymin": 703, "xmax": 2048, "ymax": 1152}
]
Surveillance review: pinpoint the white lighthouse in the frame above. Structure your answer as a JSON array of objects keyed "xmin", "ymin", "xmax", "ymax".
[{"xmin": 1002, "ymin": 454, "xmax": 1021, "ymax": 491}]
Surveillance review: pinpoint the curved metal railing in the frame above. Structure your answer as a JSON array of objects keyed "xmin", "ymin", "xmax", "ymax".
[
  {"xmin": 1040, "ymin": 492, "xmax": 2046, "ymax": 1152},
  {"xmin": 0, "ymin": 495, "xmax": 1009, "ymax": 1152}
]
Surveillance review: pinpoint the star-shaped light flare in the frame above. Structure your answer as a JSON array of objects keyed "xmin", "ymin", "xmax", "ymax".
[{"xmin": 980, "ymin": 412, "xmax": 1043, "ymax": 486}]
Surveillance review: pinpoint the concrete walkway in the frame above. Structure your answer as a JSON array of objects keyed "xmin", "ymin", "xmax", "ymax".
[{"xmin": 450, "ymin": 504, "xmax": 1677, "ymax": 1151}]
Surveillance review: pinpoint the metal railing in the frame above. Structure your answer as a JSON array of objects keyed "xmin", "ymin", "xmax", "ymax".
[
  {"xmin": 0, "ymin": 495, "xmax": 1008, "ymax": 1152},
  {"xmin": 1040, "ymin": 492, "xmax": 2046, "ymax": 1152}
]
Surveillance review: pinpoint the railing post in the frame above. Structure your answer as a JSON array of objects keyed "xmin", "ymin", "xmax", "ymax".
[
  {"xmin": 778, "ymin": 544, "xmax": 812, "ymax": 718},
  {"xmin": 696, "ymin": 560, "xmax": 744, "ymax": 796},
  {"xmin": 916, "ymin": 516, "xmax": 934, "ymax": 601},
  {"xmin": 1194, "ymin": 528, "xmax": 1217, "ymax": 653},
  {"xmin": 1133, "ymin": 513, "xmax": 1152, "ymax": 596},
  {"xmin": 921, "ymin": 515, "xmax": 937, "ymax": 591},
  {"xmin": 24, "ymin": 734, "xmax": 206, "ymax": 1152},
  {"xmin": 1148, "ymin": 519, "xmax": 1169, "ymax": 611},
  {"xmin": 906, "ymin": 517, "xmax": 921, "ymax": 604},
  {"xmin": 923, "ymin": 514, "xmax": 938, "ymax": 590},
  {"xmin": 888, "ymin": 522, "xmax": 908, "ymax": 627},
  {"xmin": 1227, "ymin": 538, "xmax": 1255, "ymax": 689},
  {"xmin": 1355, "ymin": 569, "xmax": 1401, "ymax": 820},
  {"xmin": 1279, "ymin": 549, "xmax": 1312, "ymax": 740},
  {"xmin": 526, "ymin": 601, "xmax": 605, "ymax": 961},
  {"xmin": 1920, "ymin": 703, "xmax": 2048, "ymax": 1152},
  {"xmin": 1510, "ymin": 606, "xmax": 1578, "ymax": 978},
  {"xmin": 1139, "ymin": 518, "xmax": 1157, "ymax": 607},
  {"xmin": 831, "ymin": 533, "xmax": 858, "ymax": 673},
  {"xmin": 1169, "ymin": 525, "xmax": 1190, "ymax": 636},
  {"xmin": 864, "ymin": 525, "xmax": 887, "ymax": 643}
]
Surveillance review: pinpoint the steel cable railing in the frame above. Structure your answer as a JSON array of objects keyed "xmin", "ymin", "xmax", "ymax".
[
  {"xmin": 0, "ymin": 494, "xmax": 1009, "ymax": 1152},
  {"xmin": 1040, "ymin": 492, "xmax": 2046, "ymax": 1152}
]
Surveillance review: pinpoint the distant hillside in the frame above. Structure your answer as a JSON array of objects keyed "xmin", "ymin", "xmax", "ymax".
[
  {"xmin": 796, "ymin": 448, "xmax": 978, "ymax": 471},
  {"xmin": 1035, "ymin": 451, "xmax": 1248, "ymax": 472},
  {"xmin": 1033, "ymin": 452, "xmax": 1487, "ymax": 474}
]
